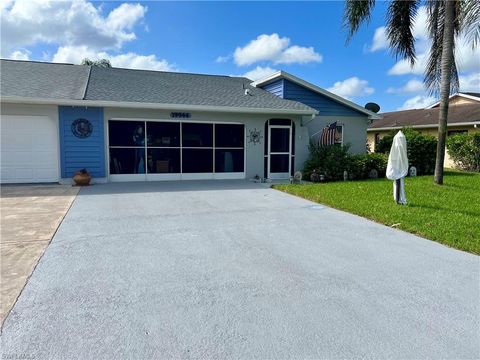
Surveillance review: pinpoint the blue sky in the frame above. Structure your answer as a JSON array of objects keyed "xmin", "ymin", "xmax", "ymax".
[{"xmin": 1, "ymin": 1, "xmax": 479, "ymax": 112}]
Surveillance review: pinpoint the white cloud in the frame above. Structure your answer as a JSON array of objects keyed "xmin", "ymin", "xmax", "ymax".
[
  {"xmin": 327, "ymin": 77, "xmax": 374, "ymax": 99},
  {"xmin": 1, "ymin": 0, "xmax": 146, "ymax": 55},
  {"xmin": 459, "ymin": 72, "xmax": 480, "ymax": 92},
  {"xmin": 387, "ymin": 40, "xmax": 480, "ymax": 76},
  {"xmin": 370, "ymin": 26, "xmax": 388, "ymax": 52},
  {"xmin": 53, "ymin": 46, "xmax": 176, "ymax": 71},
  {"xmin": 388, "ymin": 54, "xmax": 427, "ymax": 75},
  {"xmin": 397, "ymin": 95, "xmax": 437, "ymax": 110},
  {"xmin": 1, "ymin": 1, "xmax": 176, "ymax": 72},
  {"xmin": 233, "ymin": 33, "xmax": 322, "ymax": 66},
  {"xmin": 9, "ymin": 49, "xmax": 30, "ymax": 60},
  {"xmin": 106, "ymin": 3, "xmax": 146, "ymax": 31},
  {"xmin": 215, "ymin": 55, "xmax": 230, "ymax": 63},
  {"xmin": 387, "ymin": 78, "xmax": 425, "ymax": 94},
  {"xmin": 241, "ymin": 66, "xmax": 277, "ymax": 81},
  {"xmin": 369, "ymin": 6, "xmax": 480, "ymax": 75},
  {"xmin": 275, "ymin": 45, "xmax": 322, "ymax": 65}
]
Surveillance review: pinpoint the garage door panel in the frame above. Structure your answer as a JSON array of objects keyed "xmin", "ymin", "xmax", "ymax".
[
  {"xmin": 10, "ymin": 151, "xmax": 33, "ymax": 164},
  {"xmin": 11, "ymin": 168, "xmax": 34, "ymax": 181},
  {"xmin": 0, "ymin": 115, "xmax": 59, "ymax": 183},
  {"xmin": 34, "ymin": 136, "xmax": 56, "ymax": 148},
  {"xmin": 32, "ymin": 151, "xmax": 57, "ymax": 164},
  {"xmin": 35, "ymin": 168, "xmax": 58, "ymax": 181},
  {"xmin": 0, "ymin": 168, "xmax": 14, "ymax": 182},
  {"xmin": 2, "ymin": 135, "xmax": 32, "ymax": 150}
]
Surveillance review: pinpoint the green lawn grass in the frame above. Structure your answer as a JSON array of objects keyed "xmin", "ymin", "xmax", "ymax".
[{"xmin": 274, "ymin": 171, "xmax": 480, "ymax": 255}]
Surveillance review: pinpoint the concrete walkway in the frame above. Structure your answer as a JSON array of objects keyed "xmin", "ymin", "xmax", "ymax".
[
  {"xmin": 0, "ymin": 185, "xmax": 78, "ymax": 324},
  {"xmin": 1, "ymin": 181, "xmax": 478, "ymax": 359}
]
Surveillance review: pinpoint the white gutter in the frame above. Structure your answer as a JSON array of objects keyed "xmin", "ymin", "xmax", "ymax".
[
  {"xmin": 368, "ymin": 121, "xmax": 480, "ymax": 131},
  {"xmin": 0, "ymin": 96, "xmax": 318, "ymax": 116}
]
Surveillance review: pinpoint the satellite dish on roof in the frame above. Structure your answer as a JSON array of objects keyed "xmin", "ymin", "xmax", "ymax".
[{"xmin": 365, "ymin": 102, "xmax": 380, "ymax": 113}]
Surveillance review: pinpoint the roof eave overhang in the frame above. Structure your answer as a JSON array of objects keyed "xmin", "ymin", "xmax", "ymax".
[
  {"xmin": 367, "ymin": 121, "xmax": 480, "ymax": 131},
  {"xmin": 0, "ymin": 96, "xmax": 318, "ymax": 116},
  {"xmin": 252, "ymin": 71, "xmax": 381, "ymax": 120}
]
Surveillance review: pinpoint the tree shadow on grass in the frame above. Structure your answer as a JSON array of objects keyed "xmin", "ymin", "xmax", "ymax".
[
  {"xmin": 408, "ymin": 203, "xmax": 480, "ymax": 218},
  {"xmin": 443, "ymin": 171, "xmax": 478, "ymax": 177}
]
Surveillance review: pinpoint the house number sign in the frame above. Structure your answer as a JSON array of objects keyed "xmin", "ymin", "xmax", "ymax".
[
  {"xmin": 170, "ymin": 112, "xmax": 191, "ymax": 119},
  {"xmin": 71, "ymin": 118, "xmax": 93, "ymax": 138}
]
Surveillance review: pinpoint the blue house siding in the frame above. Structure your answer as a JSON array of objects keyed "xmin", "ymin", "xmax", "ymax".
[
  {"xmin": 260, "ymin": 78, "xmax": 365, "ymax": 117},
  {"xmin": 59, "ymin": 106, "xmax": 105, "ymax": 178},
  {"xmin": 283, "ymin": 80, "xmax": 364, "ymax": 117},
  {"xmin": 262, "ymin": 79, "xmax": 284, "ymax": 98}
]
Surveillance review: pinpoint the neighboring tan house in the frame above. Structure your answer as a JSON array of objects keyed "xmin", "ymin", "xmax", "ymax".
[
  {"xmin": 0, "ymin": 60, "xmax": 378, "ymax": 184},
  {"xmin": 367, "ymin": 93, "xmax": 480, "ymax": 168}
]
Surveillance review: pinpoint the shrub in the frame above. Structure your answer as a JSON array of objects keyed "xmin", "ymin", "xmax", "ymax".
[
  {"xmin": 375, "ymin": 127, "xmax": 437, "ymax": 175},
  {"xmin": 304, "ymin": 143, "xmax": 388, "ymax": 181},
  {"xmin": 446, "ymin": 132, "xmax": 480, "ymax": 172},
  {"xmin": 347, "ymin": 152, "xmax": 388, "ymax": 179},
  {"xmin": 303, "ymin": 143, "xmax": 351, "ymax": 181}
]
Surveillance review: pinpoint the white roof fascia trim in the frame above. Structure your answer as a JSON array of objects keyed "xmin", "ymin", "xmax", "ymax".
[
  {"xmin": 252, "ymin": 70, "xmax": 382, "ymax": 120},
  {"xmin": 426, "ymin": 93, "xmax": 480, "ymax": 108},
  {"xmin": 367, "ymin": 121, "xmax": 480, "ymax": 131},
  {"xmin": 0, "ymin": 96, "xmax": 318, "ymax": 116},
  {"xmin": 251, "ymin": 71, "xmax": 284, "ymax": 87}
]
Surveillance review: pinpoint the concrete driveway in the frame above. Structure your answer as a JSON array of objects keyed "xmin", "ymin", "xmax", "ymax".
[{"xmin": 1, "ymin": 181, "xmax": 478, "ymax": 359}]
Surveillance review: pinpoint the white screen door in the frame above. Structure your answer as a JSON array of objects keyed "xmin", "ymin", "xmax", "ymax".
[{"xmin": 268, "ymin": 125, "xmax": 291, "ymax": 179}]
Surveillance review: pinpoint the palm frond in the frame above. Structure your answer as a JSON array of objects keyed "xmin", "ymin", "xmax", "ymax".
[
  {"xmin": 461, "ymin": 0, "xmax": 480, "ymax": 48},
  {"xmin": 344, "ymin": 0, "xmax": 376, "ymax": 42},
  {"xmin": 386, "ymin": 0, "xmax": 421, "ymax": 65},
  {"xmin": 425, "ymin": 0, "xmax": 459, "ymax": 95}
]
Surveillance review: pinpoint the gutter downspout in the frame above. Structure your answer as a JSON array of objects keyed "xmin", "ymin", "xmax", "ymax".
[{"xmin": 301, "ymin": 113, "xmax": 317, "ymax": 127}]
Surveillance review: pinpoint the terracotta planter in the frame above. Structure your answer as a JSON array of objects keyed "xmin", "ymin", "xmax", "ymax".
[{"xmin": 73, "ymin": 173, "xmax": 91, "ymax": 186}]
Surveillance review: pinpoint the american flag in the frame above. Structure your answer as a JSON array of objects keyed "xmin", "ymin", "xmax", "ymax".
[{"xmin": 319, "ymin": 122, "xmax": 337, "ymax": 146}]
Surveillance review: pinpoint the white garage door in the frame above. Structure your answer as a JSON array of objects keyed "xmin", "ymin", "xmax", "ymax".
[{"xmin": 1, "ymin": 115, "xmax": 59, "ymax": 183}]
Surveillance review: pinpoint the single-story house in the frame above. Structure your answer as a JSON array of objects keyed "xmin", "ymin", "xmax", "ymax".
[
  {"xmin": 367, "ymin": 92, "xmax": 480, "ymax": 167},
  {"xmin": 1, "ymin": 60, "xmax": 379, "ymax": 184}
]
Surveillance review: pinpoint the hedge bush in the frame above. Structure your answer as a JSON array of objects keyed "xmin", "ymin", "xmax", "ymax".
[
  {"xmin": 304, "ymin": 143, "xmax": 388, "ymax": 181},
  {"xmin": 348, "ymin": 152, "xmax": 388, "ymax": 179},
  {"xmin": 375, "ymin": 127, "xmax": 437, "ymax": 175},
  {"xmin": 446, "ymin": 132, "xmax": 480, "ymax": 172},
  {"xmin": 303, "ymin": 143, "xmax": 351, "ymax": 181}
]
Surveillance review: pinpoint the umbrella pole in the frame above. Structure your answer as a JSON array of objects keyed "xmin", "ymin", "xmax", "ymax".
[{"xmin": 395, "ymin": 179, "xmax": 401, "ymax": 204}]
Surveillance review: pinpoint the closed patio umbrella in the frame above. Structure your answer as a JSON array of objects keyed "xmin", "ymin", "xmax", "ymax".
[{"xmin": 386, "ymin": 131, "xmax": 408, "ymax": 205}]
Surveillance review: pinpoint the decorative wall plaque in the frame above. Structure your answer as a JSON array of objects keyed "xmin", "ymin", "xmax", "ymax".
[
  {"xmin": 248, "ymin": 128, "xmax": 262, "ymax": 145},
  {"xmin": 71, "ymin": 118, "xmax": 93, "ymax": 138}
]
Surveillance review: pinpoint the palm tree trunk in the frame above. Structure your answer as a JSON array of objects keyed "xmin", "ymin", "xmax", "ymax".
[{"xmin": 434, "ymin": 0, "xmax": 456, "ymax": 185}]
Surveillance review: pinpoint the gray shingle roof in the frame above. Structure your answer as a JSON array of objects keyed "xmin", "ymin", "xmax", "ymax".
[
  {"xmin": 85, "ymin": 66, "xmax": 313, "ymax": 111},
  {"xmin": 1, "ymin": 59, "xmax": 90, "ymax": 100},
  {"xmin": 0, "ymin": 60, "xmax": 315, "ymax": 113},
  {"xmin": 369, "ymin": 103, "xmax": 480, "ymax": 129}
]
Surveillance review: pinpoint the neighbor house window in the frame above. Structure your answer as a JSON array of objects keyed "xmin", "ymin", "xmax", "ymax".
[{"xmin": 335, "ymin": 125, "xmax": 343, "ymax": 145}]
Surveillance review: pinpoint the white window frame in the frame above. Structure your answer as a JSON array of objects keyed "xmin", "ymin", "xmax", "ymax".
[{"xmin": 335, "ymin": 124, "xmax": 344, "ymax": 146}]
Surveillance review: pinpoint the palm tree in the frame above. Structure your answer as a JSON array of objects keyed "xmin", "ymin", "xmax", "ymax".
[
  {"xmin": 344, "ymin": 0, "xmax": 479, "ymax": 184},
  {"xmin": 81, "ymin": 58, "xmax": 112, "ymax": 68}
]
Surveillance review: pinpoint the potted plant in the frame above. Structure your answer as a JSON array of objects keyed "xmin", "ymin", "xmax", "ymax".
[{"xmin": 73, "ymin": 168, "xmax": 91, "ymax": 186}]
